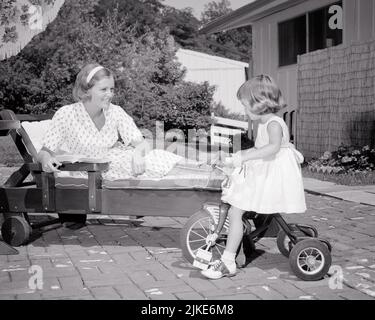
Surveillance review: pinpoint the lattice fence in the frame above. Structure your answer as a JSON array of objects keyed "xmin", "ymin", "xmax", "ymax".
[{"xmin": 297, "ymin": 39, "xmax": 375, "ymax": 159}]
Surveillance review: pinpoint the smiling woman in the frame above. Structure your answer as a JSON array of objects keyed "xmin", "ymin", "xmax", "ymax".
[
  {"xmin": 73, "ymin": 64, "xmax": 115, "ymax": 131},
  {"xmin": 36, "ymin": 63, "xmax": 185, "ymax": 180}
]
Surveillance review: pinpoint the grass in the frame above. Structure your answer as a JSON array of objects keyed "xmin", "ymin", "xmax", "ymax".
[
  {"xmin": 302, "ymin": 166, "xmax": 375, "ymax": 186},
  {"xmin": 0, "ymin": 136, "xmax": 23, "ymax": 166}
]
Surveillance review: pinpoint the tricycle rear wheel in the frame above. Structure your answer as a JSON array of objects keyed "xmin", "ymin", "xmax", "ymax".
[
  {"xmin": 277, "ymin": 225, "xmax": 318, "ymax": 258},
  {"xmin": 289, "ymin": 238, "xmax": 331, "ymax": 281}
]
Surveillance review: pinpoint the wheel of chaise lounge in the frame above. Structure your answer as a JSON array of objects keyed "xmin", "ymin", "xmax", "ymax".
[{"xmin": 1, "ymin": 215, "xmax": 32, "ymax": 246}]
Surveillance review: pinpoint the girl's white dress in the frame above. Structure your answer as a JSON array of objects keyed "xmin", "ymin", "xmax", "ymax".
[
  {"xmin": 221, "ymin": 116, "xmax": 306, "ymax": 214},
  {"xmin": 42, "ymin": 102, "xmax": 183, "ymax": 180}
]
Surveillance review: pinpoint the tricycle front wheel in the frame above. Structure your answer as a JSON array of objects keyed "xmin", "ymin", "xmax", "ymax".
[{"xmin": 180, "ymin": 210, "xmax": 227, "ymax": 264}]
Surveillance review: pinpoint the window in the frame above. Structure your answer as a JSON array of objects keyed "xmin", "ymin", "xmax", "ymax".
[
  {"xmin": 278, "ymin": 1, "xmax": 343, "ymax": 67},
  {"xmin": 279, "ymin": 15, "xmax": 307, "ymax": 67},
  {"xmin": 309, "ymin": 4, "xmax": 343, "ymax": 51}
]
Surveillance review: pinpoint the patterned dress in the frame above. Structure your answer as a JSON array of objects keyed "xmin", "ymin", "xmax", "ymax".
[
  {"xmin": 221, "ymin": 116, "xmax": 306, "ymax": 214},
  {"xmin": 42, "ymin": 102, "xmax": 183, "ymax": 180}
]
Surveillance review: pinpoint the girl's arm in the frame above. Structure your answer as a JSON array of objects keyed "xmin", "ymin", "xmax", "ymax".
[{"xmin": 230, "ymin": 121, "xmax": 282, "ymax": 166}]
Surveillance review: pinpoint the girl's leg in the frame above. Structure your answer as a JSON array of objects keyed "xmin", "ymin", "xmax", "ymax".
[
  {"xmin": 201, "ymin": 205, "xmax": 245, "ymax": 279},
  {"xmin": 225, "ymin": 206, "xmax": 245, "ymax": 253},
  {"xmin": 220, "ymin": 206, "xmax": 245, "ymax": 272}
]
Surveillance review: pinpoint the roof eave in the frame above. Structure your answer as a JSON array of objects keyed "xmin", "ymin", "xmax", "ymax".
[{"xmin": 200, "ymin": 0, "xmax": 308, "ymax": 34}]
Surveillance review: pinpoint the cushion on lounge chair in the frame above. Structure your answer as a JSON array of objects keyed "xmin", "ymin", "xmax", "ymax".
[
  {"xmin": 54, "ymin": 165, "xmax": 225, "ymax": 190},
  {"xmin": 21, "ymin": 120, "xmax": 52, "ymax": 154},
  {"xmin": 21, "ymin": 120, "xmax": 69, "ymax": 155}
]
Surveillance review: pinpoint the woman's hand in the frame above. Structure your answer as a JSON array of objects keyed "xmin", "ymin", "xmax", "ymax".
[
  {"xmin": 132, "ymin": 152, "xmax": 146, "ymax": 176},
  {"xmin": 38, "ymin": 150, "xmax": 61, "ymax": 173}
]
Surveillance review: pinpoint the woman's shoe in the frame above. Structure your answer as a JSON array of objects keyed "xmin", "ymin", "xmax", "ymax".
[{"xmin": 201, "ymin": 259, "xmax": 236, "ymax": 280}]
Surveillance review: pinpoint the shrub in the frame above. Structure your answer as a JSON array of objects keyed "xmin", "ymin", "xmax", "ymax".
[
  {"xmin": 211, "ymin": 102, "xmax": 246, "ymax": 121},
  {"xmin": 308, "ymin": 145, "xmax": 375, "ymax": 174},
  {"xmin": 0, "ymin": 0, "xmax": 215, "ymax": 135}
]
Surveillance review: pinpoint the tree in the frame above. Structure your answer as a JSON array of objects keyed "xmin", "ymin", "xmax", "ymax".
[
  {"xmin": 0, "ymin": 0, "xmax": 57, "ymax": 47},
  {"xmin": 200, "ymin": 0, "xmax": 232, "ymax": 25},
  {"xmin": 94, "ymin": 1, "xmax": 203, "ymax": 50},
  {"xmin": 160, "ymin": 6, "xmax": 200, "ymax": 48},
  {"xmin": 200, "ymin": 0, "xmax": 252, "ymax": 62},
  {"xmin": 93, "ymin": 0, "xmax": 164, "ymax": 36},
  {"xmin": 0, "ymin": 0, "xmax": 100, "ymax": 112},
  {"xmin": 0, "ymin": 0, "xmax": 215, "ymax": 134}
]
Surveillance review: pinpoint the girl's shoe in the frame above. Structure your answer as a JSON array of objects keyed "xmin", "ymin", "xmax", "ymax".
[{"xmin": 201, "ymin": 259, "xmax": 236, "ymax": 280}]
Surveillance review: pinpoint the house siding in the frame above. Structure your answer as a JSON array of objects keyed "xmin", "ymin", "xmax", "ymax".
[
  {"xmin": 250, "ymin": 0, "xmax": 375, "ymax": 153},
  {"xmin": 344, "ymin": 0, "xmax": 375, "ymax": 44}
]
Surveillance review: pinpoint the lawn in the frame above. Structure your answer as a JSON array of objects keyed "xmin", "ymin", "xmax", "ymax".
[{"xmin": 0, "ymin": 136, "xmax": 23, "ymax": 166}]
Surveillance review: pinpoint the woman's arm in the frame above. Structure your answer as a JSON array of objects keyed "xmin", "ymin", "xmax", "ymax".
[
  {"xmin": 229, "ymin": 121, "xmax": 282, "ymax": 166},
  {"xmin": 115, "ymin": 106, "xmax": 148, "ymax": 175},
  {"xmin": 131, "ymin": 138, "xmax": 150, "ymax": 176},
  {"xmin": 132, "ymin": 138, "xmax": 150, "ymax": 157}
]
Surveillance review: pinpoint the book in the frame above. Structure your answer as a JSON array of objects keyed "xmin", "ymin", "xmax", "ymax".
[{"xmin": 55, "ymin": 154, "xmax": 110, "ymax": 163}]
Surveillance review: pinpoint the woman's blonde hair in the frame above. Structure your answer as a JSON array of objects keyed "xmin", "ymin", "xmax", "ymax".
[
  {"xmin": 72, "ymin": 63, "xmax": 114, "ymax": 102},
  {"xmin": 237, "ymin": 75, "xmax": 286, "ymax": 115}
]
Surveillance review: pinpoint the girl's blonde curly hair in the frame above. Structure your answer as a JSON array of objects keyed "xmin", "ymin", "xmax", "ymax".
[{"xmin": 237, "ymin": 75, "xmax": 287, "ymax": 115}]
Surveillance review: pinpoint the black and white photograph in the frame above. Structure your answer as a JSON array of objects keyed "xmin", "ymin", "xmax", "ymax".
[{"xmin": 0, "ymin": 0, "xmax": 374, "ymax": 307}]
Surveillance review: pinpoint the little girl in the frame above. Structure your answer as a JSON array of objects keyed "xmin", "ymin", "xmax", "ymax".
[{"xmin": 202, "ymin": 75, "xmax": 306, "ymax": 280}]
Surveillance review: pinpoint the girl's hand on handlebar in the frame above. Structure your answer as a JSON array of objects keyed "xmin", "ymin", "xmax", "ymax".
[
  {"xmin": 224, "ymin": 152, "xmax": 242, "ymax": 168},
  {"xmin": 223, "ymin": 157, "xmax": 235, "ymax": 168}
]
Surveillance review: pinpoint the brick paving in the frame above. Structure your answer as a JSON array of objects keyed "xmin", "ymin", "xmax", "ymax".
[
  {"xmin": 0, "ymin": 191, "xmax": 374, "ymax": 300},
  {"xmin": 1, "ymin": 164, "xmax": 375, "ymax": 300}
]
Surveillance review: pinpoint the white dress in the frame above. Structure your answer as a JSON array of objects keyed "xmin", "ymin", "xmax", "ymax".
[
  {"xmin": 42, "ymin": 102, "xmax": 183, "ymax": 180},
  {"xmin": 221, "ymin": 116, "xmax": 306, "ymax": 214}
]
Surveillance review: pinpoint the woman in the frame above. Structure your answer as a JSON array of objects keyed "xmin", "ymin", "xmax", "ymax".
[{"xmin": 37, "ymin": 63, "xmax": 183, "ymax": 180}]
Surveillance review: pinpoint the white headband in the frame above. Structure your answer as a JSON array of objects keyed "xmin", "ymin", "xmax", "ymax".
[{"xmin": 86, "ymin": 66, "xmax": 104, "ymax": 83}]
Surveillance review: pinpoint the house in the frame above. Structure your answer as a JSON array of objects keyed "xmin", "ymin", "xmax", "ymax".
[
  {"xmin": 201, "ymin": 0, "xmax": 375, "ymax": 158},
  {"xmin": 176, "ymin": 48, "xmax": 248, "ymax": 116}
]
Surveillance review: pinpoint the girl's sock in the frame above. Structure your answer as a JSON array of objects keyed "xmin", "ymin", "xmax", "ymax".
[{"xmin": 221, "ymin": 250, "xmax": 236, "ymax": 273}]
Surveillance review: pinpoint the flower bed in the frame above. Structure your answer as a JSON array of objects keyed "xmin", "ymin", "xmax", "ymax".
[
  {"xmin": 304, "ymin": 145, "xmax": 375, "ymax": 185},
  {"xmin": 308, "ymin": 145, "xmax": 375, "ymax": 174}
]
